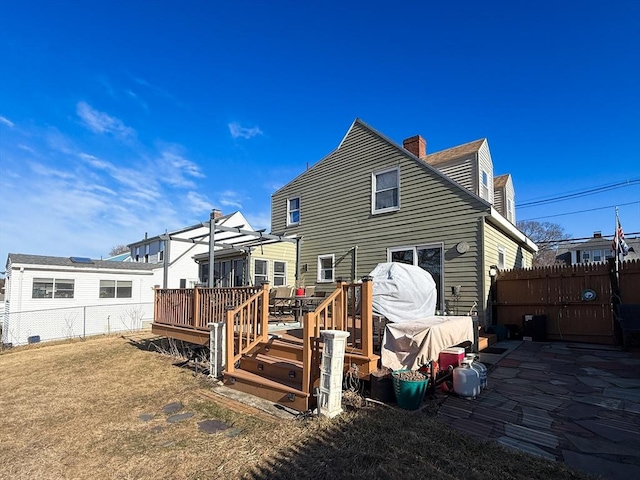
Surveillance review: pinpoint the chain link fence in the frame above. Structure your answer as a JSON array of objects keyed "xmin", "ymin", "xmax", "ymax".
[{"xmin": 1, "ymin": 302, "xmax": 154, "ymax": 347}]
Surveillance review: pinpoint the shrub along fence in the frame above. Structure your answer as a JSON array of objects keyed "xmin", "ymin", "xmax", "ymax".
[{"xmin": 493, "ymin": 259, "xmax": 640, "ymax": 345}]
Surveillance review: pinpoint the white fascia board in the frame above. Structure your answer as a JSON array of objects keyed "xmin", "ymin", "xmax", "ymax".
[
  {"xmin": 488, "ymin": 207, "xmax": 539, "ymax": 253},
  {"xmin": 10, "ymin": 263, "xmax": 155, "ymax": 275}
]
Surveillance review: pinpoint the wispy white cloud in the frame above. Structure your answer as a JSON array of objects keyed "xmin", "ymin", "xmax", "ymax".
[
  {"xmin": 76, "ymin": 101, "xmax": 136, "ymax": 138},
  {"xmin": 245, "ymin": 211, "xmax": 271, "ymax": 232},
  {"xmin": 0, "ymin": 115, "xmax": 15, "ymax": 128},
  {"xmin": 29, "ymin": 162, "xmax": 75, "ymax": 179},
  {"xmin": 131, "ymin": 75, "xmax": 182, "ymax": 106},
  {"xmin": 17, "ymin": 144, "xmax": 36, "ymax": 153},
  {"xmin": 126, "ymin": 89, "xmax": 149, "ymax": 111},
  {"xmin": 156, "ymin": 147, "xmax": 205, "ymax": 188},
  {"xmin": 187, "ymin": 191, "xmax": 213, "ymax": 214},
  {"xmin": 219, "ymin": 190, "xmax": 243, "ymax": 209},
  {"xmin": 228, "ymin": 122, "xmax": 263, "ymax": 140}
]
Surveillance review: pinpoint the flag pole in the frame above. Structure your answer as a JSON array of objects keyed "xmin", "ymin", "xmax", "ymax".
[{"xmin": 614, "ymin": 206, "xmax": 620, "ymax": 285}]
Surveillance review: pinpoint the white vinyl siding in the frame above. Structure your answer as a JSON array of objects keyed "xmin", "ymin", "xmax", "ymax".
[{"xmin": 372, "ymin": 167, "xmax": 399, "ymax": 214}]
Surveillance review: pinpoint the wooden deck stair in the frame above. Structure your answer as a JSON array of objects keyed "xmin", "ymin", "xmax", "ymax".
[{"xmin": 223, "ymin": 331, "xmax": 379, "ymax": 412}]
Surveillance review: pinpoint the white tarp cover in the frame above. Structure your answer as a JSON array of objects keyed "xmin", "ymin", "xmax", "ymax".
[
  {"xmin": 370, "ymin": 262, "xmax": 437, "ymax": 323},
  {"xmin": 381, "ymin": 316, "xmax": 475, "ymax": 370}
]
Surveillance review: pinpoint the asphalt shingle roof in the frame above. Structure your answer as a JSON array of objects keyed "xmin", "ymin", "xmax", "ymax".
[{"xmin": 7, "ymin": 253, "xmax": 157, "ymax": 271}]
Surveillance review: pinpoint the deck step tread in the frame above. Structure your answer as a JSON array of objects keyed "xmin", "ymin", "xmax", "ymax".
[
  {"xmin": 243, "ymin": 352, "xmax": 304, "ymax": 369},
  {"xmin": 224, "ymin": 369, "xmax": 308, "ymax": 397}
]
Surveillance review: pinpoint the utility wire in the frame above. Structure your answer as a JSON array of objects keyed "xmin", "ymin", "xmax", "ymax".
[
  {"xmin": 519, "ymin": 200, "xmax": 640, "ymax": 222},
  {"xmin": 518, "ymin": 178, "xmax": 640, "ymax": 208}
]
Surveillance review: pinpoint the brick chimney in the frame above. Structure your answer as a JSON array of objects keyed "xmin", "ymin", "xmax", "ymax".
[
  {"xmin": 593, "ymin": 231, "xmax": 602, "ymax": 238},
  {"xmin": 211, "ymin": 209, "xmax": 223, "ymax": 220},
  {"xmin": 403, "ymin": 135, "xmax": 427, "ymax": 159}
]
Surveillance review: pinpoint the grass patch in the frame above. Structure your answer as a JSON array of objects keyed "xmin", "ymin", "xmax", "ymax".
[{"xmin": 0, "ymin": 335, "xmax": 593, "ymax": 479}]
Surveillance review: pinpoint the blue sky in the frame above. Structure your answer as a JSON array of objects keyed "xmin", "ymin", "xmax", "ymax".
[{"xmin": 1, "ymin": 1, "xmax": 639, "ymax": 267}]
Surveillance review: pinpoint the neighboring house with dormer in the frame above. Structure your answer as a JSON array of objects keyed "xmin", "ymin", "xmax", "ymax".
[{"xmin": 270, "ymin": 119, "xmax": 536, "ymax": 325}]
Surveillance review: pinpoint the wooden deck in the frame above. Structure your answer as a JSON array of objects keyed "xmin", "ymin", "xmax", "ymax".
[{"xmin": 151, "ymin": 280, "xmax": 379, "ymax": 411}]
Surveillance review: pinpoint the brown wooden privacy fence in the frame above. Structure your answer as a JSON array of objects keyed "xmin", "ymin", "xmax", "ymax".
[{"xmin": 494, "ymin": 259, "xmax": 640, "ymax": 345}]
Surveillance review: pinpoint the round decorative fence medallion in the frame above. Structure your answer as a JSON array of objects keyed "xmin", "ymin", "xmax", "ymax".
[{"xmin": 581, "ymin": 289, "xmax": 596, "ymax": 301}]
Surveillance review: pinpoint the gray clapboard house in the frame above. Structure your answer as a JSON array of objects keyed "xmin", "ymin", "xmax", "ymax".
[{"xmin": 270, "ymin": 118, "xmax": 537, "ymax": 325}]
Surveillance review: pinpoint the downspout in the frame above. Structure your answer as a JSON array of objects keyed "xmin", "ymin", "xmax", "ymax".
[
  {"xmin": 352, "ymin": 246, "xmax": 358, "ymax": 282},
  {"xmin": 479, "ymin": 215, "xmax": 487, "ymax": 326},
  {"xmin": 162, "ymin": 235, "xmax": 170, "ymax": 289},
  {"xmin": 208, "ymin": 211, "xmax": 216, "ymax": 288},
  {"xmin": 295, "ymin": 237, "xmax": 302, "ymax": 287}
]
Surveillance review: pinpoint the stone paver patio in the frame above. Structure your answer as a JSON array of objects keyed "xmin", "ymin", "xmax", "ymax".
[{"xmin": 437, "ymin": 340, "xmax": 640, "ymax": 479}]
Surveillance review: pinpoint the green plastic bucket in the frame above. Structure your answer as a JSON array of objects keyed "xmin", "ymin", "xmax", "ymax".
[{"xmin": 392, "ymin": 370, "xmax": 429, "ymax": 410}]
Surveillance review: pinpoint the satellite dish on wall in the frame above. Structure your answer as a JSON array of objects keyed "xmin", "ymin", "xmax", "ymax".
[{"xmin": 456, "ymin": 242, "xmax": 469, "ymax": 254}]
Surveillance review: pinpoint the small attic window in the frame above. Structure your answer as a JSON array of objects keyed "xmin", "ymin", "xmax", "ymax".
[{"xmin": 70, "ymin": 257, "xmax": 94, "ymax": 264}]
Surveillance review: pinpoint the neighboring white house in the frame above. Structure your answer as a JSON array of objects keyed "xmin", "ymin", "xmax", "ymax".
[
  {"xmin": 127, "ymin": 210, "xmax": 257, "ymax": 289},
  {"xmin": 3, "ymin": 254, "xmax": 157, "ymax": 346}
]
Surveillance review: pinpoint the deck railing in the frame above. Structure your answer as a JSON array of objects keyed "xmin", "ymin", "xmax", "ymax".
[
  {"xmin": 154, "ymin": 286, "xmax": 262, "ymax": 330},
  {"xmin": 225, "ymin": 283, "xmax": 270, "ymax": 373},
  {"xmin": 302, "ymin": 277, "xmax": 373, "ymax": 396}
]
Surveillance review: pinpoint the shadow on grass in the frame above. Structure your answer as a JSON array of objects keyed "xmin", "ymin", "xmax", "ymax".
[{"xmin": 243, "ymin": 406, "xmax": 590, "ymax": 480}]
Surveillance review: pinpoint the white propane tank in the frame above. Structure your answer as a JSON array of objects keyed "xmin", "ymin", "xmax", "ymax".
[
  {"xmin": 465, "ymin": 354, "xmax": 488, "ymax": 390},
  {"xmin": 453, "ymin": 360, "xmax": 480, "ymax": 399}
]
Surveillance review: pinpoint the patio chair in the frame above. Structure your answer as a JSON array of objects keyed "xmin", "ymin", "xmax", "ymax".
[
  {"xmin": 303, "ymin": 285, "xmax": 315, "ymax": 297},
  {"xmin": 275, "ymin": 286, "xmax": 294, "ymax": 316},
  {"xmin": 614, "ymin": 303, "xmax": 640, "ymax": 348}
]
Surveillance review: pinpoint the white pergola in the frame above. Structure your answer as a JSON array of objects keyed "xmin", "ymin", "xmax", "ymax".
[{"xmin": 159, "ymin": 210, "xmax": 300, "ymax": 288}]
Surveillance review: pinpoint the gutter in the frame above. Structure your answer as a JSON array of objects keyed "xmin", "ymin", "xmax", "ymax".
[{"xmin": 487, "ymin": 207, "xmax": 539, "ymax": 253}]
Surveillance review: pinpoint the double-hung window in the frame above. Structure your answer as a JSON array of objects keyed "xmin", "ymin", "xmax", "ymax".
[
  {"xmin": 481, "ymin": 170, "xmax": 489, "ymax": 200},
  {"xmin": 273, "ymin": 261, "xmax": 287, "ymax": 286},
  {"xmin": 254, "ymin": 259, "xmax": 268, "ymax": 286},
  {"xmin": 317, "ymin": 254, "xmax": 335, "ymax": 283},
  {"xmin": 372, "ymin": 167, "xmax": 399, "ymax": 214},
  {"xmin": 498, "ymin": 246, "xmax": 506, "ymax": 270},
  {"xmin": 287, "ymin": 197, "xmax": 300, "ymax": 226}
]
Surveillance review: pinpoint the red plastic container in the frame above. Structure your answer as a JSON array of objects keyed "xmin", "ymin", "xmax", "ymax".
[
  {"xmin": 295, "ymin": 288, "xmax": 305, "ymax": 297},
  {"xmin": 438, "ymin": 347, "xmax": 465, "ymax": 372}
]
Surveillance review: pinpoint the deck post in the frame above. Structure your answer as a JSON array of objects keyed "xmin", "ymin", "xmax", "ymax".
[
  {"xmin": 360, "ymin": 276, "xmax": 374, "ymax": 359},
  {"xmin": 335, "ymin": 279, "xmax": 345, "ymax": 331},
  {"xmin": 260, "ymin": 282, "xmax": 270, "ymax": 337},
  {"xmin": 209, "ymin": 321, "xmax": 225, "ymax": 378},
  {"xmin": 193, "ymin": 286, "xmax": 201, "ymax": 329},
  {"xmin": 225, "ymin": 306, "xmax": 235, "ymax": 373},
  {"xmin": 302, "ymin": 311, "xmax": 312, "ymax": 396}
]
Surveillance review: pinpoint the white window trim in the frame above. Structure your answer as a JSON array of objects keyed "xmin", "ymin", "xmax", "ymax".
[
  {"xmin": 253, "ymin": 258, "xmax": 269, "ymax": 286},
  {"xmin": 498, "ymin": 246, "xmax": 506, "ymax": 269},
  {"xmin": 287, "ymin": 197, "xmax": 300, "ymax": 226},
  {"xmin": 481, "ymin": 169, "xmax": 489, "ymax": 201},
  {"xmin": 371, "ymin": 166, "xmax": 400, "ymax": 215},
  {"xmin": 273, "ymin": 260, "xmax": 287, "ymax": 286},
  {"xmin": 317, "ymin": 254, "xmax": 335, "ymax": 283}
]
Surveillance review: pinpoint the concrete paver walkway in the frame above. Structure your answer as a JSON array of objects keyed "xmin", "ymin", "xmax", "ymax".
[{"xmin": 437, "ymin": 340, "xmax": 640, "ymax": 480}]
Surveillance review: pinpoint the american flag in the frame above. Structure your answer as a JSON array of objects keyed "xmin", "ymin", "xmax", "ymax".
[{"xmin": 612, "ymin": 216, "xmax": 630, "ymax": 256}]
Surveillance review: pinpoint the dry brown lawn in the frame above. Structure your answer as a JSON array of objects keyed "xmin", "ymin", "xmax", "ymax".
[{"xmin": 0, "ymin": 334, "xmax": 593, "ymax": 480}]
